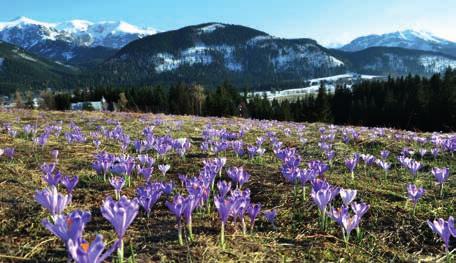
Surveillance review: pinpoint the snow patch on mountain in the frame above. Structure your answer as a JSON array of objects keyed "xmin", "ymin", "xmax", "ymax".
[
  {"xmin": 12, "ymin": 49, "xmax": 37, "ymax": 62},
  {"xmin": 247, "ymin": 35, "xmax": 276, "ymax": 46},
  {"xmin": 0, "ymin": 57, "xmax": 4, "ymax": 67},
  {"xmin": 419, "ymin": 55, "xmax": 456, "ymax": 73},
  {"xmin": 271, "ymin": 44, "xmax": 344, "ymax": 70},
  {"xmin": 154, "ymin": 50, "xmax": 212, "ymax": 73},
  {"xmin": 197, "ymin": 23, "xmax": 226, "ymax": 34},
  {"xmin": 153, "ymin": 44, "xmax": 243, "ymax": 73}
]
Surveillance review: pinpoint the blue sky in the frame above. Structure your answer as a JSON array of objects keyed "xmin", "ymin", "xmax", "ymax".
[{"xmin": 2, "ymin": 0, "xmax": 456, "ymax": 45}]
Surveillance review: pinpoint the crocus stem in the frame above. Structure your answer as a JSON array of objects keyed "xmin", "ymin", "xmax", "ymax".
[
  {"xmin": 187, "ymin": 218, "xmax": 193, "ymax": 241},
  {"xmin": 221, "ymin": 222, "xmax": 225, "ymax": 249},
  {"xmin": 117, "ymin": 239, "xmax": 124, "ymax": 263},
  {"xmin": 351, "ymin": 171, "xmax": 354, "ymax": 180},
  {"xmin": 178, "ymin": 221, "xmax": 184, "ymax": 246},
  {"xmin": 241, "ymin": 217, "xmax": 247, "ymax": 236},
  {"xmin": 440, "ymin": 183, "xmax": 444, "ymax": 198},
  {"xmin": 302, "ymin": 186, "xmax": 306, "ymax": 204},
  {"xmin": 412, "ymin": 203, "xmax": 416, "ymax": 217}
]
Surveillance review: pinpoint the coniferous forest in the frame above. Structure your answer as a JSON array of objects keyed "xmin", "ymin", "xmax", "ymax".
[{"xmin": 34, "ymin": 68, "xmax": 456, "ymax": 132}]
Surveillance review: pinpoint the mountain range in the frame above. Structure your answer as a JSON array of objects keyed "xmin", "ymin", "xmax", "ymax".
[
  {"xmin": 1, "ymin": 17, "xmax": 456, "ymax": 92},
  {"xmin": 96, "ymin": 23, "xmax": 456, "ymax": 87},
  {"xmin": 0, "ymin": 16, "xmax": 156, "ymax": 64},
  {"xmin": 341, "ymin": 30, "xmax": 456, "ymax": 57}
]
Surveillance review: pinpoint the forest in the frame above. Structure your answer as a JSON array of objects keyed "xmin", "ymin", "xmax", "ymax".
[{"xmin": 18, "ymin": 68, "xmax": 456, "ymax": 132}]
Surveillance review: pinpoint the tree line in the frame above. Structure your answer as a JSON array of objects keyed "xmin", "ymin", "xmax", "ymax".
[{"xmin": 15, "ymin": 68, "xmax": 456, "ymax": 132}]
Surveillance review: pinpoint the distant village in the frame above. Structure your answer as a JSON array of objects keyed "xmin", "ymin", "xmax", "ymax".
[
  {"xmin": 246, "ymin": 73, "xmax": 386, "ymax": 101},
  {"xmin": 0, "ymin": 94, "xmax": 110, "ymax": 111}
]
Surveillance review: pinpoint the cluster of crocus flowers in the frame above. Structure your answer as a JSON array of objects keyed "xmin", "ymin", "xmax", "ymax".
[
  {"xmin": 136, "ymin": 182, "xmax": 164, "ymax": 217},
  {"xmin": 22, "ymin": 111, "xmax": 456, "ymax": 260},
  {"xmin": 35, "ymin": 162, "xmax": 121, "ymax": 262},
  {"xmin": 165, "ymin": 195, "xmax": 186, "ymax": 245},
  {"xmin": 427, "ymin": 216, "xmax": 456, "ymax": 254},
  {"xmin": 327, "ymin": 190, "xmax": 369, "ymax": 246},
  {"xmin": 227, "ymin": 166, "xmax": 250, "ymax": 189}
]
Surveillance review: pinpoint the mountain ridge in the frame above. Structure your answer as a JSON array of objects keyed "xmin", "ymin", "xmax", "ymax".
[
  {"xmin": 96, "ymin": 23, "xmax": 456, "ymax": 88},
  {"xmin": 340, "ymin": 29, "xmax": 456, "ymax": 57},
  {"xmin": 0, "ymin": 16, "xmax": 157, "ymax": 64}
]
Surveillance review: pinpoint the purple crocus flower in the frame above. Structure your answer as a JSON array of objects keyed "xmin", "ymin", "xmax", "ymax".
[
  {"xmin": 137, "ymin": 184, "xmax": 162, "ymax": 217},
  {"xmin": 340, "ymin": 188, "xmax": 357, "ymax": 206},
  {"xmin": 432, "ymin": 167, "xmax": 450, "ymax": 197},
  {"xmin": 345, "ymin": 158, "xmax": 357, "ymax": 179},
  {"xmin": 109, "ymin": 176, "xmax": 125, "ymax": 200},
  {"xmin": 158, "ymin": 164, "xmax": 171, "ymax": 176},
  {"xmin": 166, "ymin": 195, "xmax": 185, "ymax": 245},
  {"xmin": 110, "ymin": 163, "xmax": 127, "ymax": 176},
  {"xmin": 361, "ymin": 154, "xmax": 375, "ymax": 166},
  {"xmin": 35, "ymin": 186, "xmax": 70, "ymax": 216},
  {"xmin": 139, "ymin": 167, "xmax": 153, "ymax": 182},
  {"xmin": 327, "ymin": 206, "xmax": 349, "ymax": 225},
  {"xmin": 264, "ymin": 209, "xmax": 277, "ymax": 228},
  {"xmin": 350, "ymin": 202, "xmax": 369, "ymax": 217},
  {"xmin": 41, "ymin": 162, "xmax": 57, "ymax": 176},
  {"xmin": 214, "ymin": 196, "xmax": 234, "ymax": 248},
  {"xmin": 376, "ymin": 159, "xmax": 391, "ymax": 172},
  {"xmin": 342, "ymin": 214, "xmax": 361, "ymax": 236},
  {"xmin": 61, "ymin": 175, "xmax": 79, "ymax": 194},
  {"xmin": 431, "ymin": 167, "xmax": 450, "ymax": 184},
  {"xmin": 380, "ymin": 150, "xmax": 390, "ymax": 160},
  {"xmin": 100, "ymin": 196, "xmax": 139, "ymax": 239},
  {"xmin": 325, "ymin": 150, "xmax": 335, "ymax": 162},
  {"xmin": 227, "ymin": 167, "xmax": 250, "ymax": 189},
  {"xmin": 41, "ymin": 210, "xmax": 91, "ymax": 243},
  {"xmin": 217, "ymin": 180, "xmax": 231, "ymax": 198},
  {"xmin": 407, "ymin": 160, "xmax": 422, "ymax": 177},
  {"xmin": 232, "ymin": 140, "xmax": 244, "ymax": 157},
  {"xmin": 67, "ymin": 234, "xmax": 120, "ymax": 263},
  {"xmin": 247, "ymin": 203, "xmax": 261, "ymax": 231},
  {"xmin": 214, "ymin": 197, "xmax": 233, "ymax": 224},
  {"xmin": 183, "ymin": 195, "xmax": 198, "ymax": 240},
  {"xmin": 406, "ymin": 183, "xmax": 425, "ymax": 204},
  {"xmin": 311, "ymin": 188, "xmax": 333, "ymax": 212},
  {"xmin": 42, "ymin": 170, "xmax": 62, "ymax": 187},
  {"xmin": 427, "ymin": 216, "xmax": 456, "ymax": 252},
  {"xmin": 162, "ymin": 182, "xmax": 174, "ymax": 195}
]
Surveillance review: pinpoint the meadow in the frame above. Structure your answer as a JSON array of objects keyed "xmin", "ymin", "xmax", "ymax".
[{"xmin": 0, "ymin": 109, "xmax": 455, "ymax": 262}]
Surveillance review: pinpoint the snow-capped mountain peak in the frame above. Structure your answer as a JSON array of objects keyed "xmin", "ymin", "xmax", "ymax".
[
  {"xmin": 341, "ymin": 29, "xmax": 456, "ymax": 56},
  {"xmin": 396, "ymin": 29, "xmax": 448, "ymax": 44},
  {"xmin": 0, "ymin": 16, "xmax": 157, "ymax": 50},
  {"xmin": 55, "ymin": 20, "xmax": 93, "ymax": 33},
  {"xmin": 0, "ymin": 16, "xmax": 56, "ymax": 30}
]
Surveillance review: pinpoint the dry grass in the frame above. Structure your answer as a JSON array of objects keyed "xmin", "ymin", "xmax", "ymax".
[{"xmin": 0, "ymin": 109, "xmax": 455, "ymax": 262}]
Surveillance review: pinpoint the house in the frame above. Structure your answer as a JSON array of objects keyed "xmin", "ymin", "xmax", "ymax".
[{"xmin": 70, "ymin": 97, "xmax": 107, "ymax": 111}]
